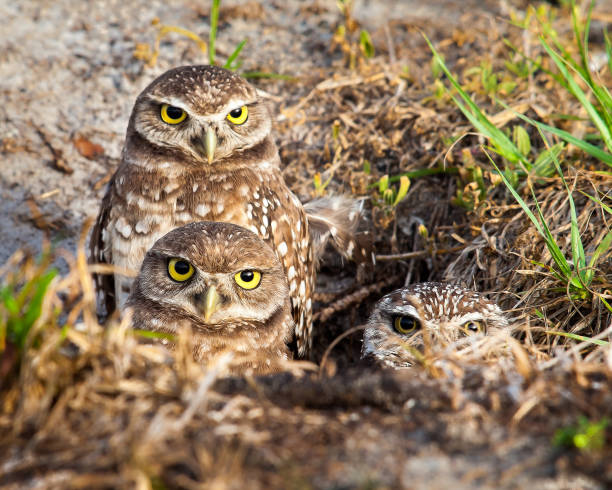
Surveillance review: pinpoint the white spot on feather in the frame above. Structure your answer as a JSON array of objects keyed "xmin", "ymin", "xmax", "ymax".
[
  {"xmin": 196, "ymin": 204, "xmax": 210, "ymax": 217},
  {"xmin": 135, "ymin": 220, "xmax": 150, "ymax": 234},
  {"xmin": 114, "ymin": 217, "xmax": 132, "ymax": 239},
  {"xmin": 164, "ymin": 182, "xmax": 178, "ymax": 194},
  {"xmin": 278, "ymin": 242, "xmax": 288, "ymax": 256},
  {"xmin": 287, "ymin": 265, "xmax": 296, "ymax": 280}
]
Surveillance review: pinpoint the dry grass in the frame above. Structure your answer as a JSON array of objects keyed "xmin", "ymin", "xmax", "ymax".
[{"xmin": 1, "ymin": 248, "xmax": 611, "ymax": 488}]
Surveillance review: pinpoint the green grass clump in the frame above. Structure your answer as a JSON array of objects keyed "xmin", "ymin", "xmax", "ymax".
[
  {"xmin": 209, "ymin": 0, "xmax": 247, "ymax": 70},
  {"xmin": 484, "ymin": 143, "xmax": 612, "ymax": 309},
  {"xmin": 333, "ymin": 0, "xmax": 376, "ymax": 69},
  {"xmin": 554, "ymin": 416, "xmax": 609, "ymax": 451},
  {"xmin": 0, "ymin": 256, "xmax": 57, "ymax": 356},
  {"xmin": 423, "ymin": 0, "xmax": 612, "ymax": 313},
  {"xmin": 134, "ymin": 0, "xmax": 247, "ymax": 71}
]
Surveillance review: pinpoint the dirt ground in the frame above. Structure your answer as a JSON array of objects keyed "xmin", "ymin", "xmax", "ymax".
[
  {"xmin": 1, "ymin": 0, "xmax": 612, "ymax": 488},
  {"xmin": 0, "ymin": 0, "xmax": 512, "ymax": 267}
]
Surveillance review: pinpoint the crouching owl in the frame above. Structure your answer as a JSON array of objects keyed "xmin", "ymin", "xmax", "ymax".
[
  {"xmin": 126, "ymin": 221, "xmax": 293, "ymax": 374},
  {"xmin": 362, "ymin": 282, "xmax": 508, "ymax": 368}
]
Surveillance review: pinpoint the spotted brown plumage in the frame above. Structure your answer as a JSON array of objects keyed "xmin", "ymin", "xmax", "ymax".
[
  {"xmin": 126, "ymin": 222, "xmax": 294, "ymax": 374},
  {"xmin": 90, "ymin": 65, "xmax": 314, "ymax": 356},
  {"xmin": 361, "ymin": 283, "xmax": 509, "ymax": 368}
]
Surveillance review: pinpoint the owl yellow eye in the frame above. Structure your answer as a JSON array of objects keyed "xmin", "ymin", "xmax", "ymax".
[
  {"xmin": 463, "ymin": 321, "xmax": 485, "ymax": 335},
  {"xmin": 226, "ymin": 105, "xmax": 248, "ymax": 125},
  {"xmin": 393, "ymin": 316, "xmax": 420, "ymax": 335},
  {"xmin": 234, "ymin": 269, "xmax": 261, "ymax": 290},
  {"xmin": 168, "ymin": 258, "xmax": 194, "ymax": 282},
  {"xmin": 161, "ymin": 104, "xmax": 187, "ymax": 124}
]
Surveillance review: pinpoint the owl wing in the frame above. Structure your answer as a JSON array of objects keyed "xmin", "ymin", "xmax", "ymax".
[
  {"xmin": 304, "ymin": 195, "xmax": 374, "ymax": 266},
  {"xmin": 89, "ymin": 177, "xmax": 116, "ymax": 319}
]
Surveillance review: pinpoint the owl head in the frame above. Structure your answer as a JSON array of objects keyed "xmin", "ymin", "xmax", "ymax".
[
  {"xmin": 362, "ymin": 283, "xmax": 509, "ymax": 368},
  {"xmin": 126, "ymin": 65, "xmax": 272, "ymax": 169},
  {"xmin": 126, "ymin": 221, "xmax": 293, "ymax": 371}
]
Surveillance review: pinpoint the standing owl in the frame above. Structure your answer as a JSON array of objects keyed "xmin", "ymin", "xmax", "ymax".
[
  {"xmin": 362, "ymin": 283, "xmax": 509, "ymax": 368},
  {"xmin": 90, "ymin": 65, "xmax": 316, "ymax": 355},
  {"xmin": 126, "ymin": 221, "xmax": 293, "ymax": 374}
]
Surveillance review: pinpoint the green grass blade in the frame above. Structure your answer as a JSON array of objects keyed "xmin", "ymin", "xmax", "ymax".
[
  {"xmin": 500, "ymin": 103, "xmax": 612, "ymax": 166},
  {"xmin": 485, "ymin": 153, "xmax": 543, "ymax": 233},
  {"xmin": 579, "ymin": 191, "xmax": 612, "ymax": 214},
  {"xmin": 541, "ymin": 38, "xmax": 612, "ymax": 151},
  {"xmin": 133, "ymin": 329, "xmax": 177, "ymax": 342},
  {"xmin": 3, "ymin": 269, "xmax": 57, "ymax": 350},
  {"xmin": 538, "ymin": 127, "xmax": 587, "ymax": 281},
  {"xmin": 533, "ymin": 141, "xmax": 564, "ymax": 177},
  {"xmin": 605, "ymin": 29, "xmax": 612, "ymax": 75},
  {"xmin": 600, "ymin": 295, "xmax": 612, "ymax": 314},
  {"xmin": 485, "ymin": 149, "xmax": 573, "ymax": 280},
  {"xmin": 424, "ymin": 34, "xmax": 529, "ymax": 167},
  {"xmin": 1, "ymin": 286, "xmax": 19, "ymax": 315},
  {"xmin": 597, "ymin": 83, "xmax": 612, "ymax": 116},
  {"xmin": 571, "ymin": 0, "xmax": 594, "ymax": 86},
  {"xmin": 367, "ymin": 167, "xmax": 459, "ymax": 189},
  {"xmin": 587, "ymin": 230, "xmax": 612, "ymax": 272},
  {"xmin": 590, "ymin": 83, "xmax": 612, "ymax": 131},
  {"xmin": 531, "ymin": 186, "xmax": 574, "ymax": 281},
  {"xmin": 389, "ymin": 166, "xmax": 459, "ymax": 183},
  {"xmin": 450, "ymin": 91, "xmax": 523, "ymax": 164},
  {"xmin": 545, "ymin": 330, "xmax": 609, "ymax": 346},
  {"xmin": 209, "ymin": 0, "xmax": 220, "ymax": 65},
  {"xmin": 20, "ymin": 270, "xmax": 57, "ymax": 340},
  {"xmin": 223, "ymin": 40, "xmax": 246, "ymax": 70},
  {"xmin": 503, "ymin": 38, "xmax": 557, "ymax": 81},
  {"xmin": 241, "ymin": 71, "xmax": 295, "ymax": 80},
  {"xmin": 571, "ymin": 1, "xmax": 612, "ymax": 123}
]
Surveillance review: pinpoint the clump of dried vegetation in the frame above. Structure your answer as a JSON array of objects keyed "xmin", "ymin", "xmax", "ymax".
[{"xmin": 1, "ymin": 0, "xmax": 612, "ymax": 488}]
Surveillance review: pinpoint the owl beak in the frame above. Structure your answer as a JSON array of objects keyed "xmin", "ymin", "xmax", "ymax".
[
  {"xmin": 204, "ymin": 127, "xmax": 217, "ymax": 164},
  {"xmin": 203, "ymin": 285, "xmax": 220, "ymax": 322}
]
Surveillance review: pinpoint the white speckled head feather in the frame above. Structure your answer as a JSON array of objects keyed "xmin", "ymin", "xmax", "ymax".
[{"xmin": 362, "ymin": 282, "xmax": 508, "ymax": 368}]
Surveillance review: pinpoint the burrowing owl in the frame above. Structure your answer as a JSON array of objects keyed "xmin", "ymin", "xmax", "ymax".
[
  {"xmin": 126, "ymin": 221, "xmax": 293, "ymax": 374},
  {"xmin": 90, "ymin": 65, "xmax": 315, "ymax": 355},
  {"xmin": 362, "ymin": 283, "xmax": 508, "ymax": 368}
]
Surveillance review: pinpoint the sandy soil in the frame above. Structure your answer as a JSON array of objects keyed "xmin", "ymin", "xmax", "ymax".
[{"xmin": 0, "ymin": 0, "xmax": 507, "ymax": 267}]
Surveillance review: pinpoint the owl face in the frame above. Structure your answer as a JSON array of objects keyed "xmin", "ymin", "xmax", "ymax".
[
  {"xmin": 127, "ymin": 221, "xmax": 292, "ymax": 351},
  {"xmin": 129, "ymin": 65, "xmax": 271, "ymax": 167},
  {"xmin": 362, "ymin": 283, "xmax": 508, "ymax": 368}
]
